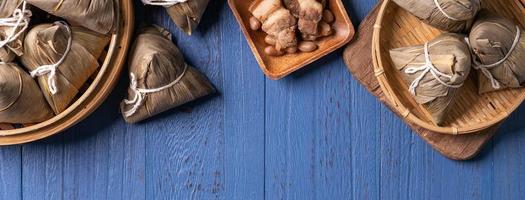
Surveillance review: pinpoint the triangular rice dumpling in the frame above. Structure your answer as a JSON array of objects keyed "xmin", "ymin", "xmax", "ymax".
[
  {"xmin": 469, "ymin": 11, "xmax": 525, "ymax": 94},
  {"xmin": 0, "ymin": 0, "xmax": 30, "ymax": 62},
  {"xmin": 166, "ymin": 0, "xmax": 209, "ymax": 35},
  {"xmin": 142, "ymin": 0, "xmax": 210, "ymax": 35},
  {"xmin": 389, "ymin": 33, "xmax": 471, "ymax": 125},
  {"xmin": 0, "ymin": 62, "xmax": 53, "ymax": 124},
  {"xmin": 20, "ymin": 22, "xmax": 110, "ymax": 114},
  {"xmin": 26, "ymin": 0, "xmax": 116, "ymax": 34},
  {"xmin": 121, "ymin": 25, "xmax": 215, "ymax": 123},
  {"xmin": 392, "ymin": 0, "xmax": 481, "ymax": 32}
]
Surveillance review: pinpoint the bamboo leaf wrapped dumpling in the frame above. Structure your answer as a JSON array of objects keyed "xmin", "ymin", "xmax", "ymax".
[
  {"xmin": 141, "ymin": 0, "xmax": 210, "ymax": 35},
  {"xmin": 392, "ymin": 0, "xmax": 481, "ymax": 32},
  {"xmin": 121, "ymin": 26, "xmax": 215, "ymax": 123},
  {"xmin": 26, "ymin": 0, "xmax": 116, "ymax": 34},
  {"xmin": 0, "ymin": 63, "xmax": 53, "ymax": 124},
  {"xmin": 0, "ymin": 0, "xmax": 31, "ymax": 62},
  {"xmin": 20, "ymin": 22, "xmax": 110, "ymax": 114},
  {"xmin": 389, "ymin": 33, "xmax": 472, "ymax": 125},
  {"xmin": 468, "ymin": 12, "xmax": 525, "ymax": 94}
]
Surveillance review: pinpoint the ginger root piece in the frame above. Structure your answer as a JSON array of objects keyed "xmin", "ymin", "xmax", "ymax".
[
  {"xmin": 250, "ymin": 0, "xmax": 298, "ymax": 52},
  {"xmin": 283, "ymin": 0, "xmax": 325, "ymax": 40}
]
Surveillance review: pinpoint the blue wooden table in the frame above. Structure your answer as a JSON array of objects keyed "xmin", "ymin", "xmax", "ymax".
[{"xmin": 2, "ymin": 0, "xmax": 525, "ymax": 199}]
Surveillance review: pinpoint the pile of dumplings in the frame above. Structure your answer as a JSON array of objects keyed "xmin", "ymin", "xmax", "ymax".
[
  {"xmin": 389, "ymin": 0, "xmax": 525, "ymax": 125},
  {"xmin": 0, "ymin": 0, "xmax": 217, "ymax": 125},
  {"xmin": 0, "ymin": 0, "xmax": 116, "ymax": 124}
]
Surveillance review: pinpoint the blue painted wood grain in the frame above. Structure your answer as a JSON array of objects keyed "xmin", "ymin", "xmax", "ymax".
[{"xmin": 1, "ymin": 0, "xmax": 525, "ymax": 199}]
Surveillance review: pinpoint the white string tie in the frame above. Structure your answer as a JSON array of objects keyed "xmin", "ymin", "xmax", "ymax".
[
  {"xmin": 30, "ymin": 21, "xmax": 72, "ymax": 95},
  {"xmin": 433, "ymin": 0, "xmax": 460, "ymax": 21},
  {"xmin": 124, "ymin": 64, "xmax": 188, "ymax": 117},
  {"xmin": 472, "ymin": 26, "xmax": 521, "ymax": 89},
  {"xmin": 404, "ymin": 42, "xmax": 463, "ymax": 95},
  {"xmin": 0, "ymin": 1, "xmax": 32, "ymax": 50},
  {"xmin": 141, "ymin": 0, "xmax": 188, "ymax": 7}
]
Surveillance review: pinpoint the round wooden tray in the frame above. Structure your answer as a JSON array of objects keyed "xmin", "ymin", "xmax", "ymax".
[
  {"xmin": 372, "ymin": 0, "xmax": 525, "ymax": 135},
  {"xmin": 0, "ymin": 0, "xmax": 134, "ymax": 145}
]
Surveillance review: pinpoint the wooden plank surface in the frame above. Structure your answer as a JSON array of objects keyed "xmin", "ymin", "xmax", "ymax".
[{"xmin": 0, "ymin": 0, "xmax": 524, "ymax": 199}]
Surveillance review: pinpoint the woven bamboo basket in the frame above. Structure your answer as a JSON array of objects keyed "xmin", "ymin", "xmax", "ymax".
[
  {"xmin": 372, "ymin": 0, "xmax": 525, "ymax": 135},
  {"xmin": 0, "ymin": 0, "xmax": 134, "ymax": 145}
]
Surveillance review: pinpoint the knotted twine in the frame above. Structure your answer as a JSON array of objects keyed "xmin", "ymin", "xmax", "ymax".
[
  {"xmin": 29, "ymin": 21, "xmax": 72, "ymax": 95},
  {"xmin": 123, "ymin": 63, "xmax": 189, "ymax": 117},
  {"xmin": 141, "ymin": 0, "xmax": 188, "ymax": 7},
  {"xmin": 0, "ymin": 1, "xmax": 32, "ymax": 53},
  {"xmin": 470, "ymin": 26, "xmax": 521, "ymax": 90},
  {"xmin": 404, "ymin": 42, "xmax": 464, "ymax": 95}
]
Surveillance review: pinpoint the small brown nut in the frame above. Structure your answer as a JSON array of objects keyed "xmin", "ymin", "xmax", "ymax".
[
  {"xmin": 298, "ymin": 41, "xmax": 318, "ymax": 52},
  {"xmin": 322, "ymin": 10, "xmax": 335, "ymax": 24},
  {"xmin": 265, "ymin": 46, "xmax": 284, "ymax": 56},
  {"xmin": 265, "ymin": 35, "xmax": 277, "ymax": 45},
  {"xmin": 319, "ymin": 22, "xmax": 334, "ymax": 37},
  {"xmin": 286, "ymin": 47, "xmax": 298, "ymax": 54},
  {"xmin": 249, "ymin": 16, "xmax": 261, "ymax": 30}
]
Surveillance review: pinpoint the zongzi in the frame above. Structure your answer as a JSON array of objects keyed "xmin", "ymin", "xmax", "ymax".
[
  {"xmin": 389, "ymin": 33, "xmax": 472, "ymax": 125},
  {"xmin": 392, "ymin": 0, "xmax": 481, "ymax": 32},
  {"xmin": 26, "ymin": 0, "xmax": 116, "ymax": 34},
  {"xmin": 20, "ymin": 22, "xmax": 110, "ymax": 114},
  {"xmin": 142, "ymin": 0, "xmax": 210, "ymax": 35},
  {"xmin": 250, "ymin": 0, "xmax": 298, "ymax": 53},
  {"xmin": 0, "ymin": 62, "xmax": 53, "ymax": 124},
  {"xmin": 121, "ymin": 25, "xmax": 215, "ymax": 124},
  {"xmin": 0, "ymin": 0, "xmax": 31, "ymax": 62},
  {"xmin": 468, "ymin": 12, "xmax": 525, "ymax": 94}
]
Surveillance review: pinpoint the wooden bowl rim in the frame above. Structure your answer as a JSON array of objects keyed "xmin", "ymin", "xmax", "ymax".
[
  {"xmin": 371, "ymin": 0, "xmax": 525, "ymax": 135},
  {"xmin": 0, "ymin": 0, "xmax": 134, "ymax": 144},
  {"xmin": 227, "ymin": 0, "xmax": 355, "ymax": 80}
]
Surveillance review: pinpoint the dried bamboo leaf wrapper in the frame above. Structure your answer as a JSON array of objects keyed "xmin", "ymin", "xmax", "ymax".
[
  {"xmin": 165, "ymin": 0, "xmax": 210, "ymax": 35},
  {"xmin": 0, "ymin": 63, "xmax": 53, "ymax": 124},
  {"xmin": 20, "ymin": 23, "xmax": 110, "ymax": 114},
  {"xmin": 0, "ymin": 0, "xmax": 30, "ymax": 62},
  {"xmin": 26, "ymin": 0, "xmax": 116, "ymax": 34},
  {"xmin": 121, "ymin": 26, "xmax": 215, "ymax": 124},
  {"xmin": 0, "ymin": 0, "xmax": 22, "ymax": 17},
  {"xmin": 392, "ymin": 0, "xmax": 481, "ymax": 32},
  {"xmin": 469, "ymin": 12, "xmax": 525, "ymax": 93},
  {"xmin": 389, "ymin": 33, "xmax": 472, "ymax": 125}
]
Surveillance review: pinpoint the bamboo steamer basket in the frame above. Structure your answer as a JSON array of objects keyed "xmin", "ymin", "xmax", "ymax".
[
  {"xmin": 372, "ymin": 0, "xmax": 525, "ymax": 135},
  {"xmin": 0, "ymin": 0, "xmax": 134, "ymax": 145}
]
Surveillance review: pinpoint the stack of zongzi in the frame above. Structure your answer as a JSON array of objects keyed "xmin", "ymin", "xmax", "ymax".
[
  {"xmin": 121, "ymin": 25, "xmax": 215, "ymax": 123},
  {"xmin": 141, "ymin": 0, "xmax": 210, "ymax": 35},
  {"xmin": 0, "ymin": 0, "xmax": 117, "ymax": 125},
  {"xmin": 392, "ymin": 0, "xmax": 481, "ymax": 32},
  {"xmin": 469, "ymin": 12, "xmax": 525, "ymax": 94},
  {"xmin": 387, "ymin": 0, "xmax": 525, "ymax": 126},
  {"xmin": 389, "ymin": 33, "xmax": 472, "ymax": 125}
]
